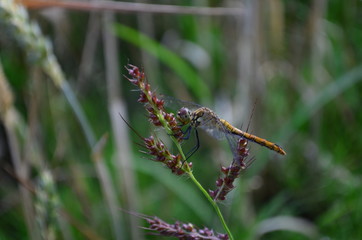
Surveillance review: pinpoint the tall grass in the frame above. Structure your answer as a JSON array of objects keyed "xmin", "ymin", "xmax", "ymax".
[{"xmin": 1, "ymin": 0, "xmax": 362, "ymax": 239}]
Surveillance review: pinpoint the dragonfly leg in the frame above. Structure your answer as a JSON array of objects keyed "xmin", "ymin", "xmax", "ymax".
[
  {"xmin": 182, "ymin": 126, "xmax": 192, "ymax": 140},
  {"xmin": 167, "ymin": 125, "xmax": 191, "ymax": 139},
  {"xmin": 180, "ymin": 129, "xmax": 200, "ymax": 168},
  {"xmin": 185, "ymin": 129, "xmax": 200, "ymax": 160}
]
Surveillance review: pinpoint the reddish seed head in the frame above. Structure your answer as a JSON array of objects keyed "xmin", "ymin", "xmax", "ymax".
[
  {"xmin": 171, "ymin": 119, "xmax": 178, "ymax": 127},
  {"xmin": 173, "ymin": 168, "xmax": 185, "ymax": 175},
  {"xmin": 156, "ymin": 99, "xmax": 164, "ymax": 109},
  {"xmin": 126, "ymin": 64, "xmax": 192, "ymax": 176},
  {"xmin": 165, "ymin": 160, "xmax": 172, "ymax": 167},
  {"xmin": 128, "ymin": 78, "xmax": 139, "ymax": 85},
  {"xmin": 221, "ymin": 166, "xmax": 229, "ymax": 174},
  {"xmin": 139, "ymin": 72, "xmax": 145, "ymax": 80},
  {"xmin": 210, "ymin": 138, "xmax": 252, "ymax": 201},
  {"xmin": 151, "ymin": 94, "xmax": 158, "ymax": 105},
  {"xmin": 183, "ymin": 223, "xmax": 193, "ymax": 231},
  {"xmin": 137, "ymin": 93, "xmax": 148, "ymax": 103},
  {"xmin": 144, "ymin": 136, "xmax": 155, "ymax": 145},
  {"xmin": 238, "ymin": 138, "xmax": 247, "ymax": 147},
  {"xmin": 151, "ymin": 119, "xmax": 162, "ymax": 126},
  {"xmin": 157, "ymin": 156, "xmax": 166, "ymax": 162},
  {"xmin": 173, "ymin": 154, "xmax": 182, "ymax": 162},
  {"xmin": 216, "ymin": 178, "xmax": 223, "ymax": 187},
  {"xmin": 146, "ymin": 106, "xmax": 155, "ymax": 114},
  {"xmin": 208, "ymin": 190, "xmax": 215, "ymax": 198},
  {"xmin": 169, "ymin": 121, "xmax": 177, "ymax": 129},
  {"xmin": 126, "ymin": 64, "xmax": 140, "ymax": 78},
  {"xmin": 163, "ymin": 113, "xmax": 170, "ymax": 121},
  {"xmin": 219, "ymin": 195, "xmax": 226, "ymax": 201},
  {"xmin": 142, "ymin": 214, "xmax": 228, "ymax": 239},
  {"xmin": 230, "ymin": 165, "xmax": 241, "ymax": 174},
  {"xmin": 239, "ymin": 148, "xmax": 249, "ymax": 156},
  {"xmin": 224, "ymin": 178, "xmax": 234, "ymax": 188},
  {"xmin": 143, "ymin": 136, "xmax": 187, "ymax": 175}
]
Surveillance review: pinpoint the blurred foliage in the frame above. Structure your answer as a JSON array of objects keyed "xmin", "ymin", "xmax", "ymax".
[{"xmin": 1, "ymin": 0, "xmax": 362, "ymax": 239}]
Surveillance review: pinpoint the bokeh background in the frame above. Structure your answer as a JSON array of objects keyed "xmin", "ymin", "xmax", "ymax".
[{"xmin": 1, "ymin": 0, "xmax": 362, "ymax": 239}]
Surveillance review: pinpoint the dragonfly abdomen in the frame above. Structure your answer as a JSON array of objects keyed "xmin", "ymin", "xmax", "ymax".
[{"xmin": 220, "ymin": 119, "xmax": 286, "ymax": 155}]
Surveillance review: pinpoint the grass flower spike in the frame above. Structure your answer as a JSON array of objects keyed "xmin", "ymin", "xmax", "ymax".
[
  {"xmin": 209, "ymin": 138, "xmax": 251, "ymax": 201},
  {"xmin": 142, "ymin": 215, "xmax": 229, "ymax": 240},
  {"xmin": 125, "ymin": 64, "xmax": 183, "ymax": 141},
  {"xmin": 143, "ymin": 136, "xmax": 190, "ymax": 175},
  {"xmin": 125, "ymin": 64, "xmax": 191, "ymax": 174}
]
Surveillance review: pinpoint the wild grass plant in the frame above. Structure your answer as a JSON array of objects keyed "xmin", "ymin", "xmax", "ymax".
[
  {"xmin": 1, "ymin": 0, "xmax": 362, "ymax": 239},
  {"xmin": 124, "ymin": 64, "xmax": 257, "ymax": 239}
]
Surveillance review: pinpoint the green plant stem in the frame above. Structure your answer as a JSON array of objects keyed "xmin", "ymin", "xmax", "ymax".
[
  {"xmin": 152, "ymin": 96, "xmax": 233, "ymax": 238},
  {"xmin": 171, "ymin": 137, "xmax": 187, "ymax": 165},
  {"xmin": 187, "ymin": 172, "xmax": 234, "ymax": 240},
  {"xmin": 171, "ymin": 137, "xmax": 234, "ymax": 239}
]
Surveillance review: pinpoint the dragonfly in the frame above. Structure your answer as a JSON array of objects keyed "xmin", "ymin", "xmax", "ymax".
[{"xmin": 163, "ymin": 97, "xmax": 286, "ymax": 158}]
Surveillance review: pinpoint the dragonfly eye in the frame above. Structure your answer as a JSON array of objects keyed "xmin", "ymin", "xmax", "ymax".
[{"xmin": 177, "ymin": 107, "xmax": 191, "ymax": 125}]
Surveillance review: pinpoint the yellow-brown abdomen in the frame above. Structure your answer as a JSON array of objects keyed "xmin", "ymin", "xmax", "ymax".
[{"xmin": 220, "ymin": 119, "xmax": 286, "ymax": 155}]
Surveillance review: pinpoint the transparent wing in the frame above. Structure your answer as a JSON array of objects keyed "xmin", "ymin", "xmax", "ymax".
[
  {"xmin": 196, "ymin": 113, "xmax": 241, "ymax": 157},
  {"xmin": 204, "ymin": 115, "xmax": 243, "ymax": 158},
  {"xmin": 161, "ymin": 95, "xmax": 203, "ymax": 112},
  {"xmin": 225, "ymin": 131, "xmax": 241, "ymax": 159},
  {"xmin": 200, "ymin": 126, "xmax": 226, "ymax": 140},
  {"xmin": 197, "ymin": 115, "xmax": 227, "ymax": 140}
]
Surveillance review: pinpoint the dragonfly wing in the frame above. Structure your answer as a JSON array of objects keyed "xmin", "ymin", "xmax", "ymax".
[
  {"xmin": 198, "ymin": 123, "xmax": 226, "ymax": 140},
  {"xmin": 225, "ymin": 131, "xmax": 242, "ymax": 158},
  {"xmin": 161, "ymin": 95, "xmax": 203, "ymax": 111},
  {"xmin": 198, "ymin": 116, "xmax": 241, "ymax": 157},
  {"xmin": 197, "ymin": 114, "xmax": 232, "ymax": 140}
]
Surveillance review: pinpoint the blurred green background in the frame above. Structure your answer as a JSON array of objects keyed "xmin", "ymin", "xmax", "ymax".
[{"xmin": 1, "ymin": 0, "xmax": 362, "ymax": 239}]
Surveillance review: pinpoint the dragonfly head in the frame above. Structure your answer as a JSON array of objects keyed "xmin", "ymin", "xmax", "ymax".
[{"xmin": 177, "ymin": 107, "xmax": 191, "ymax": 126}]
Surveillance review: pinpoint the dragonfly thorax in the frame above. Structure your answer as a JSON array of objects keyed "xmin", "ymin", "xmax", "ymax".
[{"xmin": 190, "ymin": 107, "xmax": 210, "ymax": 128}]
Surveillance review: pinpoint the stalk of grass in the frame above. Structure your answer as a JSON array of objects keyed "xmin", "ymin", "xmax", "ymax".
[
  {"xmin": 34, "ymin": 170, "xmax": 59, "ymax": 240},
  {"xmin": 102, "ymin": 11, "xmax": 142, "ymax": 240},
  {"xmin": 1, "ymin": 61, "xmax": 73, "ymax": 240},
  {"xmin": 135, "ymin": 0, "xmax": 161, "ymax": 89},
  {"xmin": 76, "ymin": 12, "xmax": 101, "ymax": 88},
  {"xmin": 20, "ymin": 0, "xmax": 243, "ymax": 16},
  {"xmin": 0, "ymin": 61, "xmax": 39, "ymax": 240},
  {"xmin": 0, "ymin": 1, "xmax": 122, "ymax": 239}
]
